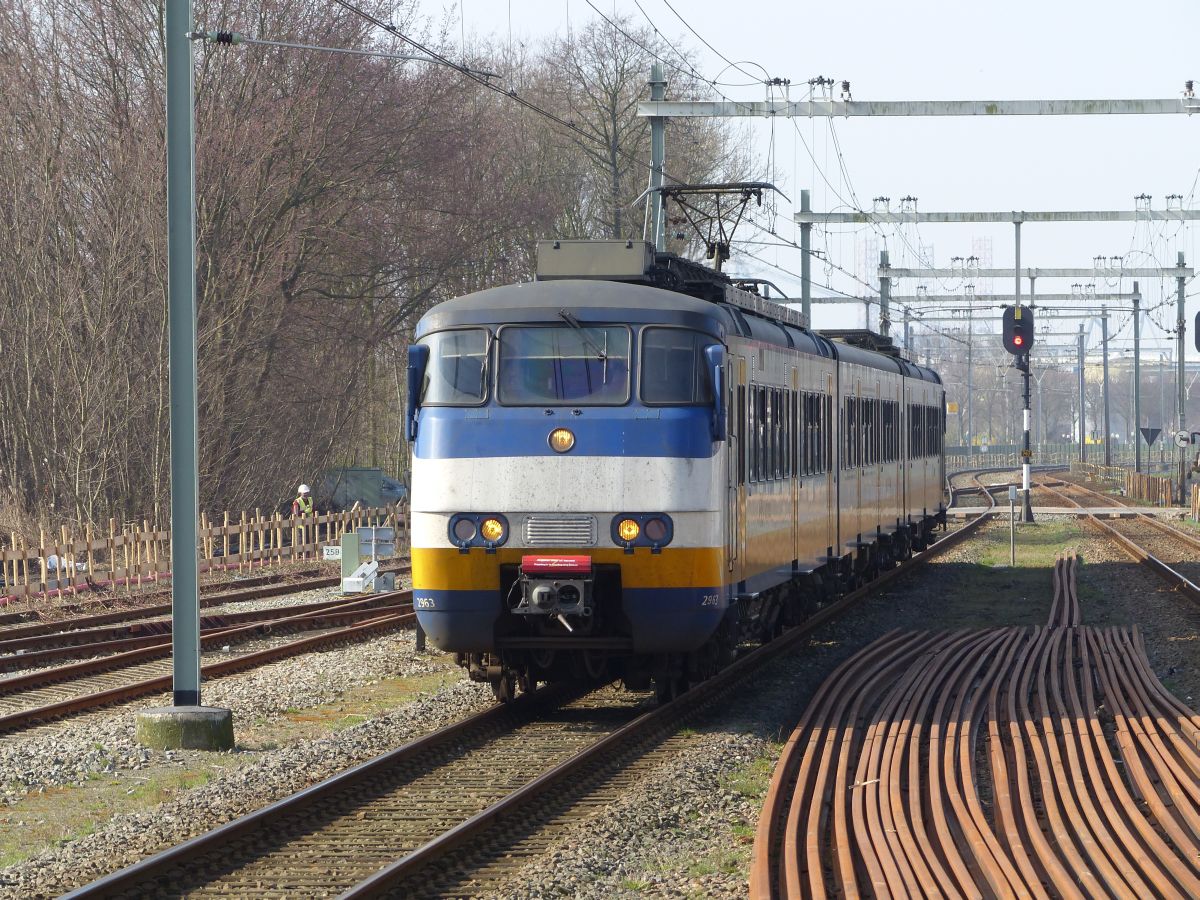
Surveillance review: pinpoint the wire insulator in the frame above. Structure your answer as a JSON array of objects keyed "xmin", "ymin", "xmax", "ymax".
[{"xmin": 216, "ymin": 31, "xmax": 236, "ymax": 44}]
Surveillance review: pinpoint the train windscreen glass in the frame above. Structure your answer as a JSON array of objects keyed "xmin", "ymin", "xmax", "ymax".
[
  {"xmin": 640, "ymin": 328, "xmax": 714, "ymax": 404},
  {"xmin": 420, "ymin": 329, "xmax": 489, "ymax": 404},
  {"xmin": 498, "ymin": 326, "xmax": 630, "ymax": 405}
]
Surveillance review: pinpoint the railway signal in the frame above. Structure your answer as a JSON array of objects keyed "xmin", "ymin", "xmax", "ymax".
[{"xmin": 1002, "ymin": 305, "xmax": 1034, "ymax": 355}]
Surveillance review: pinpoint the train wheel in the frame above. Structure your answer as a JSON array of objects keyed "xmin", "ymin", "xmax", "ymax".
[
  {"xmin": 654, "ymin": 675, "xmax": 679, "ymax": 705},
  {"xmin": 492, "ymin": 672, "xmax": 515, "ymax": 703},
  {"xmin": 581, "ymin": 649, "xmax": 608, "ymax": 681}
]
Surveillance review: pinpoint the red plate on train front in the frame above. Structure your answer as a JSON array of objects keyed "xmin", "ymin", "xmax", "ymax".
[{"xmin": 520, "ymin": 555, "xmax": 592, "ymax": 575}]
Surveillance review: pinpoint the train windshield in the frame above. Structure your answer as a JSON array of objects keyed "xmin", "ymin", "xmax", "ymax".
[
  {"xmin": 498, "ymin": 325, "xmax": 630, "ymax": 405},
  {"xmin": 640, "ymin": 328, "xmax": 714, "ymax": 405},
  {"xmin": 419, "ymin": 328, "xmax": 489, "ymax": 405}
]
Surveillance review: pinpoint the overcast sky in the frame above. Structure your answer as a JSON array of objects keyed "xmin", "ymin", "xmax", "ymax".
[{"xmin": 413, "ymin": 1, "xmax": 1200, "ymax": 357}]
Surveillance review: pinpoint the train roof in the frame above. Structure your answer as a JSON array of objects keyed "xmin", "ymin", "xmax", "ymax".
[
  {"xmin": 414, "ymin": 280, "xmax": 733, "ymax": 338},
  {"xmin": 417, "ymin": 240, "xmax": 942, "ymax": 386}
]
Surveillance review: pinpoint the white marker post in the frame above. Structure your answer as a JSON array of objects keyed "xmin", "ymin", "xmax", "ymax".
[{"xmin": 1008, "ymin": 485, "xmax": 1018, "ymax": 567}]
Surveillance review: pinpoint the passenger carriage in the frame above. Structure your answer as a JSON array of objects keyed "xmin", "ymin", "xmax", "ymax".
[{"xmin": 406, "ymin": 240, "xmax": 945, "ymax": 701}]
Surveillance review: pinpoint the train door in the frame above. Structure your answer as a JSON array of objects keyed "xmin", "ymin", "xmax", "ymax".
[
  {"xmin": 791, "ymin": 366, "xmax": 800, "ymax": 562},
  {"xmin": 731, "ymin": 356, "xmax": 747, "ymax": 579},
  {"xmin": 900, "ymin": 380, "xmax": 907, "ymax": 524},
  {"xmin": 854, "ymin": 375, "xmax": 863, "ymax": 540},
  {"xmin": 878, "ymin": 374, "xmax": 888, "ymax": 528},
  {"xmin": 828, "ymin": 371, "xmax": 837, "ymax": 554}
]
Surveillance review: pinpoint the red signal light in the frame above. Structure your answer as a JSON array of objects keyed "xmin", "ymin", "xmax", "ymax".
[{"xmin": 1013, "ymin": 335, "xmax": 1024, "ymax": 347}]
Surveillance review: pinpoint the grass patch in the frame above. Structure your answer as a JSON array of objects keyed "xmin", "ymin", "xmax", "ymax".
[
  {"xmin": 721, "ymin": 754, "xmax": 777, "ymax": 801},
  {"xmin": 0, "ymin": 762, "xmax": 240, "ymax": 869},
  {"xmin": 240, "ymin": 664, "xmax": 462, "ymax": 750}
]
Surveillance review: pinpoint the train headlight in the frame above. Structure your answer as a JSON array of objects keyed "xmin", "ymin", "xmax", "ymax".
[
  {"xmin": 480, "ymin": 518, "xmax": 505, "ymax": 542},
  {"xmin": 548, "ymin": 428, "xmax": 575, "ymax": 453},
  {"xmin": 611, "ymin": 514, "xmax": 673, "ymax": 548},
  {"xmin": 644, "ymin": 517, "xmax": 669, "ymax": 543},
  {"xmin": 452, "ymin": 519, "xmax": 477, "ymax": 543}
]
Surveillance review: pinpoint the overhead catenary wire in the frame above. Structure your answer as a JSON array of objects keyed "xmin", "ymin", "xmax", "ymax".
[{"xmin": 325, "ymin": 0, "xmax": 694, "ymax": 189}]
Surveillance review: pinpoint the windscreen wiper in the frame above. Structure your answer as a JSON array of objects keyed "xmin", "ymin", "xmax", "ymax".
[{"xmin": 558, "ymin": 309, "xmax": 608, "ymax": 360}]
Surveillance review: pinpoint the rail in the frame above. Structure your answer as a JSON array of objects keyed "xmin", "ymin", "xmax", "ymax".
[{"xmin": 751, "ymin": 553, "xmax": 1200, "ymax": 898}]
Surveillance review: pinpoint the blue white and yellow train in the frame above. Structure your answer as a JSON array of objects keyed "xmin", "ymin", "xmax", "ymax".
[{"xmin": 406, "ymin": 240, "xmax": 945, "ymax": 702}]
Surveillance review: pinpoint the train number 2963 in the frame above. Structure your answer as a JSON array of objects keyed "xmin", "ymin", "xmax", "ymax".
[
  {"xmin": 415, "ymin": 596, "xmax": 437, "ymax": 609},
  {"xmin": 700, "ymin": 594, "xmax": 720, "ymax": 607}
]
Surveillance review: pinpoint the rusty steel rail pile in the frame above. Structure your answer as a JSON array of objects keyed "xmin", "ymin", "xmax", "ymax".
[{"xmin": 751, "ymin": 553, "xmax": 1200, "ymax": 899}]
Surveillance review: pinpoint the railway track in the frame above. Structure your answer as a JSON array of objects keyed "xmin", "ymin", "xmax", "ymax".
[
  {"xmin": 63, "ymin": 478, "xmax": 996, "ymax": 898},
  {"xmin": 751, "ymin": 553, "xmax": 1200, "ymax": 899},
  {"xmin": 0, "ymin": 593, "xmax": 413, "ymax": 735},
  {"xmin": 0, "ymin": 568, "xmax": 320, "ymax": 628},
  {"xmin": 0, "ymin": 562, "xmax": 410, "ymax": 649},
  {"xmin": 0, "ymin": 586, "xmax": 410, "ymax": 670},
  {"xmin": 1035, "ymin": 479, "xmax": 1200, "ymax": 607}
]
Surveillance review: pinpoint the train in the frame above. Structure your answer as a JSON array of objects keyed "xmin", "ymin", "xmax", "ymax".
[{"xmin": 406, "ymin": 240, "xmax": 946, "ymax": 702}]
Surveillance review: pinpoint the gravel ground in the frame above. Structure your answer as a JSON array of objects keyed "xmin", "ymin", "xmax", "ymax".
[
  {"xmin": 0, "ymin": 628, "xmax": 494, "ymax": 897},
  {"xmin": 6, "ymin": 511, "xmax": 1194, "ymax": 899},
  {"xmin": 0, "ymin": 624, "xmax": 451, "ymax": 806}
]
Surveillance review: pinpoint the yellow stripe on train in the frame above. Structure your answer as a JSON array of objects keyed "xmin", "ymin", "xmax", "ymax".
[{"xmin": 411, "ymin": 546, "xmax": 724, "ymax": 591}]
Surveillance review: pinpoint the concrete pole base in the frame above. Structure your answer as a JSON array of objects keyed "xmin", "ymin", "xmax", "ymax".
[{"xmin": 136, "ymin": 706, "xmax": 234, "ymax": 751}]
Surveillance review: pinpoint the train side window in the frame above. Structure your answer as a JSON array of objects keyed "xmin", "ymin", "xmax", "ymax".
[
  {"xmin": 823, "ymin": 395, "xmax": 829, "ymax": 473},
  {"xmin": 802, "ymin": 393, "xmax": 811, "ymax": 476},
  {"xmin": 757, "ymin": 387, "xmax": 768, "ymax": 481},
  {"xmin": 883, "ymin": 401, "xmax": 893, "ymax": 462},
  {"xmin": 768, "ymin": 389, "xmax": 777, "ymax": 480},
  {"xmin": 777, "ymin": 388, "xmax": 785, "ymax": 480},
  {"xmin": 748, "ymin": 385, "xmax": 758, "ymax": 482},
  {"xmin": 737, "ymin": 384, "xmax": 746, "ymax": 485},
  {"xmin": 843, "ymin": 399, "xmax": 852, "ymax": 469},
  {"xmin": 789, "ymin": 389, "xmax": 796, "ymax": 479}
]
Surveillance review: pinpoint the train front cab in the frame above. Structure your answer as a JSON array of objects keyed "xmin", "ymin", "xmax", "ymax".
[{"xmin": 406, "ymin": 282, "xmax": 736, "ymax": 698}]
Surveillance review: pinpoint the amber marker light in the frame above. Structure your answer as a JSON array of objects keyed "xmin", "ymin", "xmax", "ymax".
[
  {"xmin": 617, "ymin": 518, "xmax": 641, "ymax": 542},
  {"xmin": 480, "ymin": 518, "xmax": 505, "ymax": 542},
  {"xmin": 548, "ymin": 428, "xmax": 575, "ymax": 453}
]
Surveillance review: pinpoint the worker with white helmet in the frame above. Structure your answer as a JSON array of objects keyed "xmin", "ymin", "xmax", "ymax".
[{"xmin": 291, "ymin": 483, "xmax": 314, "ymax": 518}]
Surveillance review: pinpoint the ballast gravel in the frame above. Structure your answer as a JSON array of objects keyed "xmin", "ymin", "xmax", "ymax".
[
  {"xmin": 0, "ymin": 638, "xmax": 493, "ymax": 897},
  {"xmin": 0, "ymin": 626, "xmax": 458, "ymax": 805},
  {"xmin": 5, "ymin": 509, "xmax": 1196, "ymax": 899}
]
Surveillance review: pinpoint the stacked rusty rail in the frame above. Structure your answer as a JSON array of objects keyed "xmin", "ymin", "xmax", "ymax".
[{"xmin": 752, "ymin": 554, "xmax": 1200, "ymax": 899}]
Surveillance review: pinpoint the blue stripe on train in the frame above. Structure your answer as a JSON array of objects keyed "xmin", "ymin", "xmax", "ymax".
[
  {"xmin": 413, "ymin": 587, "xmax": 727, "ymax": 654},
  {"xmin": 413, "ymin": 405, "xmax": 717, "ymax": 460}
]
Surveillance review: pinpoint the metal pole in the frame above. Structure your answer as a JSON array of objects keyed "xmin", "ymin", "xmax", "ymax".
[
  {"xmin": 1036, "ymin": 373, "xmax": 1044, "ymax": 448},
  {"xmin": 1021, "ymin": 354, "xmax": 1034, "ymax": 522},
  {"xmin": 1014, "ymin": 220, "xmax": 1021, "ymax": 305},
  {"xmin": 1009, "ymin": 486, "xmax": 1016, "ymax": 566},
  {"xmin": 1101, "ymin": 306, "xmax": 1111, "ymax": 466},
  {"xmin": 967, "ymin": 305, "xmax": 974, "ymax": 455},
  {"xmin": 800, "ymin": 189, "xmax": 812, "ymax": 325},
  {"xmin": 879, "ymin": 250, "xmax": 891, "ymax": 336},
  {"xmin": 903, "ymin": 307, "xmax": 911, "ymax": 354},
  {"xmin": 1161, "ymin": 353, "xmax": 1168, "ymax": 469},
  {"xmin": 166, "ymin": 0, "xmax": 200, "ymax": 707},
  {"xmin": 1078, "ymin": 325, "xmax": 1087, "ymax": 463},
  {"xmin": 1133, "ymin": 284, "xmax": 1142, "ymax": 473},
  {"xmin": 1178, "ymin": 252, "xmax": 1187, "ymax": 503},
  {"xmin": 648, "ymin": 63, "xmax": 667, "ymax": 251}
]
